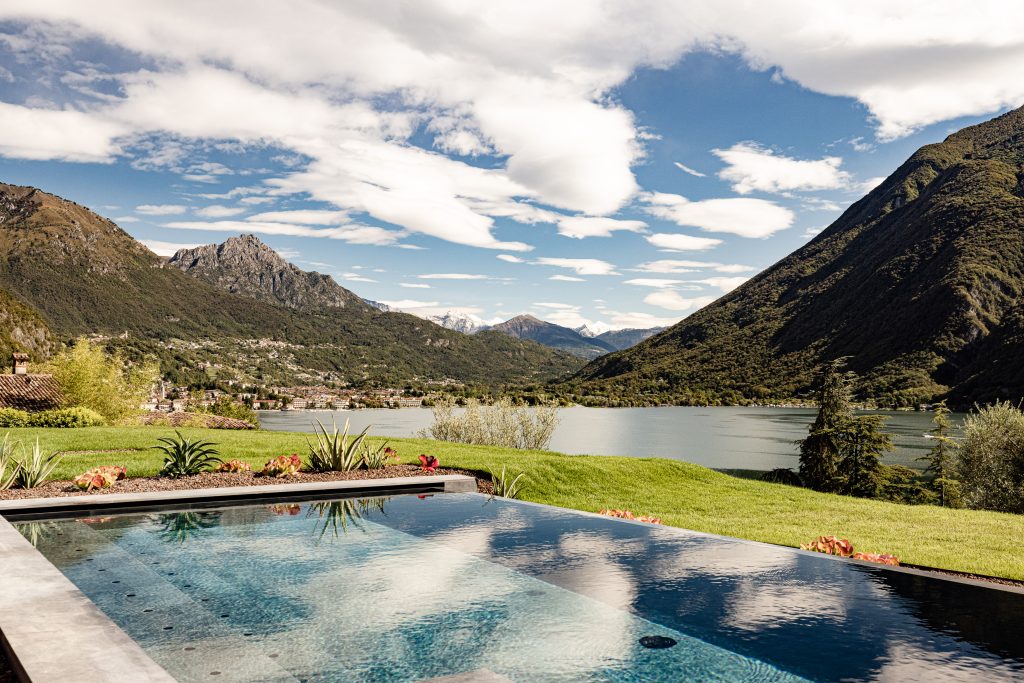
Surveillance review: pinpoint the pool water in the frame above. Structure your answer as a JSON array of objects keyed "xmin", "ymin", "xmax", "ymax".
[{"xmin": 14, "ymin": 493, "xmax": 1024, "ymax": 682}]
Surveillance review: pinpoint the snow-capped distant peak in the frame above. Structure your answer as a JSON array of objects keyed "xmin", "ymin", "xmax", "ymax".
[
  {"xmin": 575, "ymin": 322, "xmax": 612, "ymax": 337},
  {"xmin": 427, "ymin": 310, "xmax": 486, "ymax": 334}
]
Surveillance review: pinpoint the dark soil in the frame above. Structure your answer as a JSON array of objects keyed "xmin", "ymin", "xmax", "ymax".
[
  {"xmin": 0, "ymin": 465, "xmax": 491, "ymax": 499},
  {"xmin": 0, "ymin": 646, "xmax": 13, "ymax": 683}
]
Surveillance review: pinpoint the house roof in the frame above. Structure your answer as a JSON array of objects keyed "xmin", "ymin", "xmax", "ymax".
[{"xmin": 0, "ymin": 374, "xmax": 63, "ymax": 411}]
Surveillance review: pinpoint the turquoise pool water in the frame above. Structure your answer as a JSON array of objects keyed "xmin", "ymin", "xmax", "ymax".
[{"xmin": 14, "ymin": 493, "xmax": 1024, "ymax": 682}]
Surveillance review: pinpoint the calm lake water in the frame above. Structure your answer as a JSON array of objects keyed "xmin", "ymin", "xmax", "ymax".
[{"xmin": 259, "ymin": 406, "xmax": 961, "ymax": 471}]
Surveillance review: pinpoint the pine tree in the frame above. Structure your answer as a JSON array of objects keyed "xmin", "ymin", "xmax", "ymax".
[
  {"xmin": 798, "ymin": 359, "xmax": 853, "ymax": 492},
  {"xmin": 839, "ymin": 414, "xmax": 893, "ymax": 498},
  {"xmin": 918, "ymin": 402, "xmax": 961, "ymax": 507}
]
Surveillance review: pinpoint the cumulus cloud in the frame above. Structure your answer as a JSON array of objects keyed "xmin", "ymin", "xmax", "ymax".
[
  {"xmin": 140, "ymin": 239, "xmax": 205, "ymax": 256},
  {"xmin": 556, "ymin": 216, "xmax": 647, "ymax": 239},
  {"xmin": 644, "ymin": 290, "xmax": 716, "ymax": 312},
  {"xmin": 712, "ymin": 142, "xmax": 852, "ymax": 194},
  {"xmin": 693, "ymin": 276, "xmax": 750, "ymax": 292},
  {"xmin": 247, "ymin": 210, "xmax": 350, "ymax": 224},
  {"xmin": 163, "ymin": 220, "xmax": 403, "ymax": 245},
  {"xmin": 645, "ymin": 233, "xmax": 723, "ymax": 252},
  {"xmin": 642, "ymin": 191, "xmax": 794, "ymax": 238},
  {"xmin": 535, "ymin": 257, "xmax": 618, "ymax": 276}
]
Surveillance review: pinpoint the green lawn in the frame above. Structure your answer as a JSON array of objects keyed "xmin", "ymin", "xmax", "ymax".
[{"xmin": 5, "ymin": 425, "xmax": 1024, "ymax": 581}]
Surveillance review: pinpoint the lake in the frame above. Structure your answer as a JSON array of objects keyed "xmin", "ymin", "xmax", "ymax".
[{"xmin": 259, "ymin": 406, "xmax": 960, "ymax": 471}]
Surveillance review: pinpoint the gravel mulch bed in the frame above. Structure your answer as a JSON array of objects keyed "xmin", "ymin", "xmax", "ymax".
[{"xmin": 0, "ymin": 465, "xmax": 491, "ymax": 500}]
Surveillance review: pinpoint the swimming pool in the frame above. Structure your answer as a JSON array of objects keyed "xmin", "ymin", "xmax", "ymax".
[{"xmin": 12, "ymin": 492, "xmax": 1024, "ymax": 682}]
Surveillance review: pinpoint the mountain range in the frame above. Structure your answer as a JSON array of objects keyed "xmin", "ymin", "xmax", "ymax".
[
  {"xmin": 426, "ymin": 311, "xmax": 663, "ymax": 357},
  {"xmin": 0, "ymin": 183, "xmax": 582, "ymax": 387},
  {"xmin": 568, "ymin": 105, "xmax": 1024, "ymax": 407}
]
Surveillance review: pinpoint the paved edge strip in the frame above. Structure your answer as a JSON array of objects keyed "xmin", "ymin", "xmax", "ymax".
[
  {"xmin": 0, "ymin": 514, "xmax": 176, "ymax": 683},
  {"xmin": 0, "ymin": 474, "xmax": 478, "ymax": 517}
]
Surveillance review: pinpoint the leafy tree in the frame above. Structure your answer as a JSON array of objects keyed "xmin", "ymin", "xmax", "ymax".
[
  {"xmin": 838, "ymin": 414, "xmax": 893, "ymax": 498},
  {"xmin": 799, "ymin": 360, "xmax": 853, "ymax": 492},
  {"xmin": 46, "ymin": 338, "xmax": 159, "ymax": 423},
  {"xmin": 918, "ymin": 402, "xmax": 961, "ymax": 507},
  {"xmin": 956, "ymin": 401, "xmax": 1024, "ymax": 513}
]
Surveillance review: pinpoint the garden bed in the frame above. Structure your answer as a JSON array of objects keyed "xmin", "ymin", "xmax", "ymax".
[{"xmin": 0, "ymin": 465, "xmax": 492, "ymax": 500}]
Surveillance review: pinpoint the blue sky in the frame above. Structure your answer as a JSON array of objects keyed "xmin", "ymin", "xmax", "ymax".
[{"xmin": 0, "ymin": 3, "xmax": 1021, "ymax": 331}]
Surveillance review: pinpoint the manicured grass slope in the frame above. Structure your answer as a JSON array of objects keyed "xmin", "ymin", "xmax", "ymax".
[{"xmin": 8, "ymin": 426, "xmax": 1023, "ymax": 581}]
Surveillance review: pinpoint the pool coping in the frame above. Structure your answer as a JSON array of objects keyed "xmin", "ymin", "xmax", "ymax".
[
  {"xmin": 0, "ymin": 474, "xmax": 477, "ymax": 519},
  {"xmin": 0, "ymin": 475, "xmax": 476, "ymax": 682}
]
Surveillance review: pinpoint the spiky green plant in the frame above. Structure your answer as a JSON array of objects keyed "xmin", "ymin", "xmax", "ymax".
[
  {"xmin": 14, "ymin": 438, "xmax": 63, "ymax": 489},
  {"xmin": 153, "ymin": 431, "xmax": 221, "ymax": 478},
  {"xmin": 306, "ymin": 419, "xmax": 370, "ymax": 472},
  {"xmin": 158, "ymin": 511, "xmax": 222, "ymax": 544},
  {"xmin": 309, "ymin": 497, "xmax": 388, "ymax": 540},
  {"xmin": 490, "ymin": 466, "xmax": 527, "ymax": 499},
  {"xmin": 0, "ymin": 433, "xmax": 18, "ymax": 490},
  {"xmin": 361, "ymin": 442, "xmax": 394, "ymax": 470}
]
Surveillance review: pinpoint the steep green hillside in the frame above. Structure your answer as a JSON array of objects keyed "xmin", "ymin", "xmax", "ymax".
[
  {"xmin": 489, "ymin": 315, "xmax": 615, "ymax": 359},
  {"xmin": 0, "ymin": 183, "xmax": 582, "ymax": 386},
  {"xmin": 0, "ymin": 286, "xmax": 54, "ymax": 363},
  {"xmin": 568, "ymin": 106, "xmax": 1024, "ymax": 407}
]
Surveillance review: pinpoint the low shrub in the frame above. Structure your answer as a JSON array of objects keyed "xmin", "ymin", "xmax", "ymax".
[
  {"xmin": 73, "ymin": 465, "xmax": 127, "ymax": 491},
  {"xmin": 30, "ymin": 407, "xmax": 106, "ymax": 428},
  {"xmin": 0, "ymin": 408, "xmax": 29, "ymax": 428},
  {"xmin": 599, "ymin": 508, "xmax": 663, "ymax": 524},
  {"xmin": 14, "ymin": 438, "xmax": 63, "ymax": 489},
  {"xmin": 154, "ymin": 431, "xmax": 222, "ymax": 478},
  {"xmin": 490, "ymin": 466, "xmax": 526, "ymax": 499},
  {"xmin": 419, "ymin": 397, "xmax": 560, "ymax": 450},
  {"xmin": 214, "ymin": 459, "xmax": 252, "ymax": 474},
  {"xmin": 262, "ymin": 454, "xmax": 302, "ymax": 478},
  {"xmin": 956, "ymin": 401, "xmax": 1024, "ymax": 513}
]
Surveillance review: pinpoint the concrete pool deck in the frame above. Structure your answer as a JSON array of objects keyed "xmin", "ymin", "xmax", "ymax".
[{"xmin": 0, "ymin": 475, "xmax": 477, "ymax": 682}]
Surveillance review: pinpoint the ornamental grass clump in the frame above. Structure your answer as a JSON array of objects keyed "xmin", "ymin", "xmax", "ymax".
[
  {"xmin": 306, "ymin": 419, "xmax": 370, "ymax": 472},
  {"xmin": 361, "ymin": 443, "xmax": 397, "ymax": 470},
  {"xmin": 0, "ymin": 433, "xmax": 19, "ymax": 490},
  {"xmin": 154, "ymin": 431, "xmax": 221, "ymax": 478},
  {"xmin": 262, "ymin": 454, "xmax": 302, "ymax": 478},
  {"xmin": 73, "ymin": 465, "xmax": 127, "ymax": 491},
  {"xmin": 490, "ymin": 466, "xmax": 526, "ymax": 499}
]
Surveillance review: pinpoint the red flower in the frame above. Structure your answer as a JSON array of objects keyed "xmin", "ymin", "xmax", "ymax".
[{"xmin": 418, "ymin": 454, "xmax": 439, "ymax": 472}]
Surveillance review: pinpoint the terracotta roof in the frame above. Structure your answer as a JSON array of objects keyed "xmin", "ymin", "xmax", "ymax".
[{"xmin": 0, "ymin": 374, "xmax": 63, "ymax": 411}]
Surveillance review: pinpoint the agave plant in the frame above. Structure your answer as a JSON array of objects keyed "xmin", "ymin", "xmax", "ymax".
[
  {"xmin": 306, "ymin": 419, "xmax": 370, "ymax": 472},
  {"xmin": 14, "ymin": 438, "xmax": 63, "ymax": 489},
  {"xmin": 153, "ymin": 431, "xmax": 221, "ymax": 478},
  {"xmin": 0, "ymin": 433, "xmax": 18, "ymax": 490},
  {"xmin": 309, "ymin": 497, "xmax": 388, "ymax": 540},
  {"xmin": 361, "ymin": 442, "xmax": 396, "ymax": 470},
  {"xmin": 490, "ymin": 466, "xmax": 526, "ymax": 499}
]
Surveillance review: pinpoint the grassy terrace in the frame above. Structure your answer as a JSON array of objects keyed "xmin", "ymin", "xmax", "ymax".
[{"xmin": 5, "ymin": 425, "xmax": 1024, "ymax": 582}]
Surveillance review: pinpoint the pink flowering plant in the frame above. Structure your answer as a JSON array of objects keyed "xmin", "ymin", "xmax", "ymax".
[
  {"xmin": 261, "ymin": 454, "xmax": 302, "ymax": 478},
  {"xmin": 73, "ymin": 465, "xmax": 127, "ymax": 491},
  {"xmin": 214, "ymin": 459, "xmax": 252, "ymax": 474}
]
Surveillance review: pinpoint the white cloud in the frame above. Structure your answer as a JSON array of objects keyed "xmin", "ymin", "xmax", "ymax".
[
  {"xmin": 418, "ymin": 273, "xmax": 490, "ymax": 280},
  {"xmin": 644, "ymin": 290, "xmax": 716, "ymax": 312},
  {"xmin": 534, "ymin": 302, "xmax": 577, "ymax": 310},
  {"xmin": 642, "ymin": 191, "xmax": 793, "ymax": 238},
  {"xmin": 556, "ymin": 216, "xmax": 647, "ymax": 239},
  {"xmin": 163, "ymin": 219, "xmax": 403, "ymax": 246},
  {"xmin": 535, "ymin": 257, "xmax": 618, "ymax": 276},
  {"xmin": 195, "ymin": 205, "xmax": 246, "ymax": 218},
  {"xmin": 635, "ymin": 259, "xmax": 755, "ymax": 274},
  {"xmin": 136, "ymin": 203, "xmax": 188, "ymax": 216},
  {"xmin": 693, "ymin": 276, "xmax": 749, "ymax": 292},
  {"xmin": 400, "ymin": 283, "xmax": 431, "ymax": 289},
  {"xmin": 673, "ymin": 161, "xmax": 706, "ymax": 177},
  {"xmin": 645, "ymin": 233, "xmax": 723, "ymax": 252},
  {"xmin": 247, "ymin": 210, "xmax": 350, "ymax": 225},
  {"xmin": 712, "ymin": 142, "xmax": 851, "ymax": 194},
  {"xmin": 861, "ymin": 176, "xmax": 887, "ymax": 192},
  {"xmin": 339, "ymin": 272, "xmax": 376, "ymax": 283},
  {"xmin": 623, "ymin": 278, "xmax": 685, "ymax": 288},
  {"xmin": 549, "ymin": 275, "xmax": 585, "ymax": 282},
  {"xmin": 140, "ymin": 239, "xmax": 205, "ymax": 256},
  {"xmin": 603, "ymin": 310, "xmax": 680, "ymax": 329},
  {"xmin": 113, "ymin": 215, "xmax": 139, "ymax": 223},
  {"xmin": 496, "ymin": 254, "xmax": 526, "ymax": 263}
]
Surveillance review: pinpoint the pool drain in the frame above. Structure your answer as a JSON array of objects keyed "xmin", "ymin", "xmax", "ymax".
[{"xmin": 639, "ymin": 635, "xmax": 677, "ymax": 649}]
